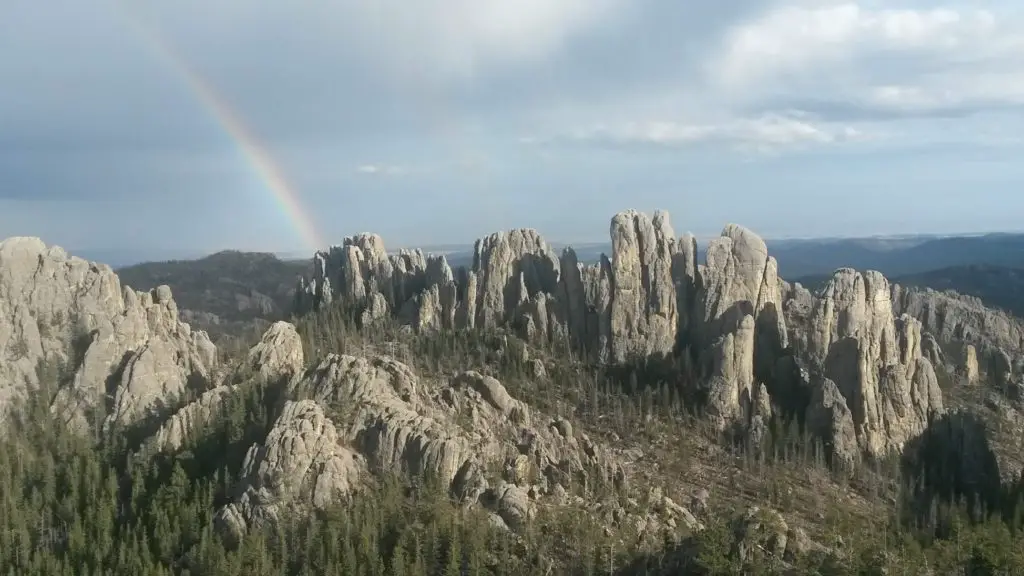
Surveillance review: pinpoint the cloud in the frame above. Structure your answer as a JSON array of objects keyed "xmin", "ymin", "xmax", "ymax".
[
  {"xmin": 355, "ymin": 164, "xmax": 407, "ymax": 176},
  {"xmin": 709, "ymin": 2, "xmax": 1024, "ymax": 120},
  {"xmin": 5, "ymin": 0, "xmax": 1024, "ymax": 252},
  {"xmin": 530, "ymin": 112, "xmax": 869, "ymax": 152}
]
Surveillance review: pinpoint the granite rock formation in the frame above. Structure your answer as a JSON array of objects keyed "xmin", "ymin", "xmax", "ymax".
[
  {"xmin": 802, "ymin": 269, "xmax": 944, "ymax": 457},
  {"xmin": 0, "ymin": 237, "xmax": 216, "ymax": 432},
  {"xmin": 294, "ymin": 211, "xmax": 793, "ymax": 431},
  {"xmin": 892, "ymin": 284, "xmax": 1024, "ymax": 385},
  {"xmin": 215, "ymin": 346, "xmax": 687, "ymax": 539}
]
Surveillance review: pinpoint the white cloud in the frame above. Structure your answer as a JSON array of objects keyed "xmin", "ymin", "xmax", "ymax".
[
  {"xmin": 708, "ymin": 2, "xmax": 1024, "ymax": 115},
  {"xmin": 714, "ymin": 4, "xmax": 999, "ymax": 84},
  {"xmin": 355, "ymin": 164, "xmax": 406, "ymax": 176},
  {"xmin": 531, "ymin": 112, "xmax": 869, "ymax": 151}
]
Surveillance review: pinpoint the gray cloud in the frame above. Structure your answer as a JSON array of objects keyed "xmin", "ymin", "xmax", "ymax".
[{"xmin": 4, "ymin": 0, "xmax": 1024, "ymax": 253}]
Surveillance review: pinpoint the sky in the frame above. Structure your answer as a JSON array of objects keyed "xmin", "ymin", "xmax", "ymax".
[{"xmin": 3, "ymin": 0, "xmax": 1024, "ymax": 258}]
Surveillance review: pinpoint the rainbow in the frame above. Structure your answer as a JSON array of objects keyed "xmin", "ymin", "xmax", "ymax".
[{"xmin": 113, "ymin": 4, "xmax": 326, "ymax": 251}]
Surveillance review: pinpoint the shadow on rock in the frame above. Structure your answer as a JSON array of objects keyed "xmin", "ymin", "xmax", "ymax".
[{"xmin": 899, "ymin": 410, "xmax": 1002, "ymax": 533}]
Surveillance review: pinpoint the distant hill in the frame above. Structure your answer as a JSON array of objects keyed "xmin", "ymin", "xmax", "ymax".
[
  {"xmin": 769, "ymin": 233, "xmax": 1024, "ymax": 279},
  {"xmin": 116, "ymin": 251, "xmax": 309, "ymax": 340}
]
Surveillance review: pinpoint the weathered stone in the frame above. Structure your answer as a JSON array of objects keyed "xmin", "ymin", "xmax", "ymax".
[
  {"xmin": 0, "ymin": 237, "xmax": 216, "ymax": 431},
  {"xmin": 807, "ymin": 269, "xmax": 943, "ymax": 457}
]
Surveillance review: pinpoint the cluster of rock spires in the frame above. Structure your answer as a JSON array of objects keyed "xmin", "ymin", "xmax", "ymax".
[
  {"xmin": 0, "ymin": 237, "xmax": 698, "ymax": 542},
  {"xmin": 294, "ymin": 209, "xmax": 948, "ymax": 463},
  {"xmin": 6, "ymin": 209, "xmax": 1024, "ymax": 550},
  {"xmin": 892, "ymin": 284, "xmax": 1024, "ymax": 392}
]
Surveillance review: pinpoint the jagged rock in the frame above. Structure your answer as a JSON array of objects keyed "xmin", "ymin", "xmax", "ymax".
[
  {"xmin": 360, "ymin": 293, "xmax": 389, "ymax": 327},
  {"xmin": 748, "ymin": 383, "xmax": 773, "ymax": 446},
  {"xmin": 733, "ymin": 506, "xmax": 789, "ymax": 564},
  {"xmin": 781, "ymin": 281, "xmax": 815, "ymax": 358},
  {"xmin": 245, "ymin": 321, "xmax": 304, "ymax": 382},
  {"xmin": 673, "ymin": 233, "xmax": 700, "ymax": 346},
  {"xmin": 452, "ymin": 371, "xmax": 529, "ymax": 424},
  {"xmin": 153, "ymin": 322, "xmax": 306, "ymax": 452},
  {"xmin": 297, "ymin": 234, "xmax": 431, "ymax": 323},
  {"xmin": 991, "ymin": 348, "xmax": 1013, "ymax": 387},
  {"xmin": 218, "ymin": 351, "xmax": 645, "ymax": 536},
  {"xmin": 608, "ymin": 210, "xmax": 679, "ymax": 363},
  {"xmin": 696, "ymin": 225, "xmax": 787, "ymax": 428},
  {"xmin": 580, "ymin": 255, "xmax": 614, "ymax": 363},
  {"xmin": 152, "ymin": 385, "xmax": 234, "ymax": 452},
  {"xmin": 471, "ymin": 229, "xmax": 560, "ymax": 331},
  {"xmin": 805, "ymin": 379, "xmax": 859, "ymax": 468},
  {"xmin": 483, "ymin": 481, "xmax": 535, "ymax": 529},
  {"xmin": 964, "ymin": 344, "xmax": 980, "ymax": 384},
  {"xmin": 807, "ymin": 269, "xmax": 943, "ymax": 457},
  {"xmin": 530, "ymin": 359, "xmax": 547, "ymax": 379},
  {"xmin": 216, "ymin": 400, "xmax": 365, "ymax": 540},
  {"xmin": 921, "ymin": 333, "xmax": 945, "ymax": 369},
  {"xmin": 0, "ymin": 237, "xmax": 216, "ymax": 431},
  {"xmin": 892, "ymin": 284, "xmax": 1024, "ymax": 367}
]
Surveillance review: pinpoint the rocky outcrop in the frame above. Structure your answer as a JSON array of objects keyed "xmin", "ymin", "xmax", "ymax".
[
  {"xmin": 244, "ymin": 321, "xmax": 304, "ymax": 382},
  {"xmin": 216, "ymin": 400, "xmax": 366, "ymax": 540},
  {"xmin": 892, "ymin": 284, "xmax": 1024, "ymax": 382},
  {"xmin": 151, "ymin": 385, "xmax": 234, "ymax": 452},
  {"xmin": 295, "ymin": 211, "xmax": 695, "ymax": 365},
  {"xmin": 0, "ymin": 237, "xmax": 216, "ymax": 431},
  {"xmin": 805, "ymin": 269, "xmax": 943, "ymax": 457},
  {"xmin": 607, "ymin": 210, "xmax": 679, "ymax": 363},
  {"xmin": 217, "ymin": 352, "xmax": 687, "ymax": 537},
  {"xmin": 921, "ymin": 333, "xmax": 945, "ymax": 369},
  {"xmin": 696, "ymin": 224, "xmax": 787, "ymax": 428},
  {"xmin": 151, "ymin": 321, "xmax": 305, "ymax": 452},
  {"xmin": 964, "ymin": 344, "xmax": 980, "ymax": 384},
  {"xmin": 805, "ymin": 378, "xmax": 858, "ymax": 468}
]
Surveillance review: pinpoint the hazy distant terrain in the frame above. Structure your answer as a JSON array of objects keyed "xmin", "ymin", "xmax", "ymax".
[
  {"xmin": 116, "ymin": 251, "xmax": 309, "ymax": 340},
  {"xmin": 769, "ymin": 233, "xmax": 1024, "ymax": 278}
]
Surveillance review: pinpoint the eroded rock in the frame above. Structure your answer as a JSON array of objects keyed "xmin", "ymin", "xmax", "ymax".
[{"xmin": 0, "ymin": 237, "xmax": 216, "ymax": 431}]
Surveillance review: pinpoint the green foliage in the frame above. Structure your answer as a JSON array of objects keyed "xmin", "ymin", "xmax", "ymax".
[{"xmin": 6, "ymin": 296, "xmax": 1024, "ymax": 575}]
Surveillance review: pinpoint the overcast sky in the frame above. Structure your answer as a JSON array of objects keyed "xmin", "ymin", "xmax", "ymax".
[{"xmin": 3, "ymin": 0, "xmax": 1024, "ymax": 257}]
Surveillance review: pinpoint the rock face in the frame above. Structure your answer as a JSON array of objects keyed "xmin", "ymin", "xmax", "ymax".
[
  {"xmin": 607, "ymin": 210, "xmax": 679, "ymax": 363},
  {"xmin": 921, "ymin": 333, "xmax": 945, "ymax": 369},
  {"xmin": 964, "ymin": 344, "xmax": 980, "ymax": 384},
  {"xmin": 293, "ymin": 214, "xmax": 619, "ymax": 361},
  {"xmin": 803, "ymin": 269, "xmax": 943, "ymax": 457},
  {"xmin": 696, "ymin": 224, "xmax": 787, "ymax": 427},
  {"xmin": 294, "ymin": 211, "xmax": 794, "ymax": 432},
  {"xmin": 151, "ymin": 321, "xmax": 305, "ymax": 452},
  {"xmin": 244, "ymin": 321, "xmax": 305, "ymax": 382},
  {"xmin": 892, "ymin": 284, "xmax": 1024, "ymax": 382},
  {"xmin": 0, "ymin": 237, "xmax": 216, "ymax": 431},
  {"xmin": 290, "ymin": 211, "xmax": 966, "ymax": 461},
  {"xmin": 805, "ymin": 379, "xmax": 858, "ymax": 468},
  {"xmin": 216, "ymin": 399, "xmax": 366, "ymax": 540},
  {"xmin": 216, "ymin": 352, "xmax": 675, "ymax": 538}
]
